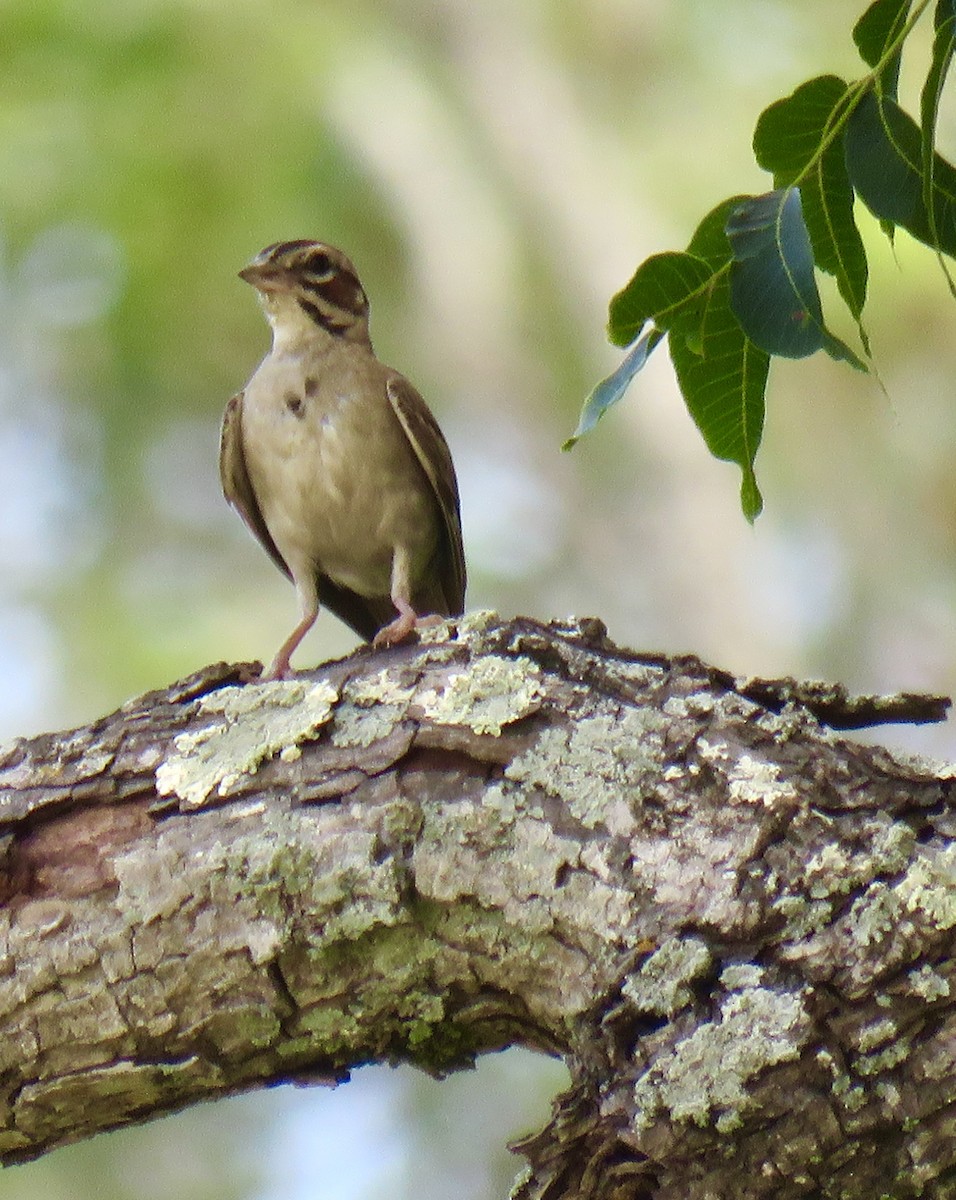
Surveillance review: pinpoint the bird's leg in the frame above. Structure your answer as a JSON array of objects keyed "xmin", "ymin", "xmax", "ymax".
[
  {"xmin": 372, "ymin": 596, "xmax": 418, "ymax": 647},
  {"xmin": 373, "ymin": 546, "xmax": 435, "ymax": 647},
  {"xmin": 261, "ymin": 581, "xmax": 318, "ymax": 680}
]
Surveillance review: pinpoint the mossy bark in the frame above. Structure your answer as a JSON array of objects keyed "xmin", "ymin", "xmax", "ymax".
[{"xmin": 1, "ymin": 613, "xmax": 954, "ymax": 1199}]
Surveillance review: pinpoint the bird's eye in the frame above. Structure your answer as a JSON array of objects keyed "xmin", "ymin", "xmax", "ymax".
[{"xmin": 304, "ymin": 252, "xmax": 334, "ymax": 279}]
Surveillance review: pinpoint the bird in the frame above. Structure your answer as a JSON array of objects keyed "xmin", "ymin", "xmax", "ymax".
[{"xmin": 220, "ymin": 240, "xmax": 466, "ymax": 680}]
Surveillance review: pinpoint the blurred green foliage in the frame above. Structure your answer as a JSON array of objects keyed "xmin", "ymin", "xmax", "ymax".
[{"xmin": 2, "ymin": 1, "xmax": 956, "ymax": 1197}]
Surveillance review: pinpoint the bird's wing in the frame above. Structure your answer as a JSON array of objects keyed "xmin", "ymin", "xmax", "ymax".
[
  {"xmin": 386, "ymin": 376, "xmax": 467, "ymax": 615},
  {"xmin": 219, "ymin": 391, "xmax": 292, "ymax": 582}
]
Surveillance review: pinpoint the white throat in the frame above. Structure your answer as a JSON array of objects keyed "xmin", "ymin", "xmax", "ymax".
[{"xmin": 261, "ymin": 292, "xmax": 332, "ymax": 354}]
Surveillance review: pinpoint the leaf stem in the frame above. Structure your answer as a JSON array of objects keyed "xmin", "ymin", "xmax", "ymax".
[{"xmin": 787, "ymin": 0, "xmax": 934, "ymax": 192}]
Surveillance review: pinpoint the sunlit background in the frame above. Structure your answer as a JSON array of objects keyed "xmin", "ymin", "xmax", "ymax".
[{"xmin": 2, "ymin": 0, "xmax": 955, "ymax": 1196}]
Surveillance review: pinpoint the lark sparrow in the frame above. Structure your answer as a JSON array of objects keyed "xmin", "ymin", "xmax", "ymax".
[{"xmin": 220, "ymin": 240, "xmax": 466, "ymax": 679}]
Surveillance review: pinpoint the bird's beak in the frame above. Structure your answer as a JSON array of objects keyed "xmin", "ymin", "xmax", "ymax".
[{"xmin": 238, "ymin": 263, "xmax": 293, "ymax": 294}]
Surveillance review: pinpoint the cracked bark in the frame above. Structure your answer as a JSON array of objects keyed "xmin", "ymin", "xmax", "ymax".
[{"xmin": 1, "ymin": 612, "xmax": 955, "ymax": 1199}]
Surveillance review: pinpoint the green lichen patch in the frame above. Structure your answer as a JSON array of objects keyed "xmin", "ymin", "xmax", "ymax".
[
  {"xmin": 854, "ymin": 1036, "xmax": 910, "ymax": 1077},
  {"xmin": 347, "ymin": 671, "xmax": 417, "ymax": 708},
  {"xmin": 506, "ymin": 708, "xmax": 666, "ymax": 831},
  {"xmin": 415, "ymin": 797, "xmax": 572, "ymax": 916},
  {"xmin": 414, "ymin": 607, "xmax": 496, "ymax": 649},
  {"xmin": 412, "ymin": 794, "xmax": 632, "ymax": 970},
  {"xmin": 453, "ymin": 609, "xmax": 499, "ymax": 639},
  {"xmin": 413, "ymin": 618, "xmax": 456, "ymax": 644},
  {"xmin": 907, "ymin": 964, "xmax": 951, "ymax": 1001},
  {"xmin": 417, "ymin": 655, "xmax": 543, "ymax": 736},
  {"xmin": 726, "ymin": 754, "xmax": 798, "ymax": 808},
  {"xmin": 207, "ymin": 810, "xmax": 402, "ymax": 945},
  {"xmin": 663, "ymin": 691, "xmax": 714, "ymax": 719},
  {"xmin": 212, "ymin": 822, "xmax": 319, "ymax": 912},
  {"xmin": 854, "ymin": 1017, "xmax": 898, "ymax": 1053},
  {"xmin": 331, "ymin": 702, "xmax": 406, "ymax": 748},
  {"xmin": 331, "ymin": 670, "xmax": 417, "ymax": 747},
  {"xmin": 719, "ymin": 963, "xmax": 765, "ymax": 991},
  {"xmin": 196, "ymin": 1002, "xmax": 282, "ymax": 1056},
  {"xmin": 831, "ymin": 1072, "xmax": 868, "ymax": 1112},
  {"xmin": 480, "ymin": 780, "xmax": 524, "ymax": 823},
  {"xmin": 847, "ymin": 843, "xmax": 956, "ymax": 948},
  {"xmin": 156, "ymin": 680, "xmax": 338, "ymax": 808},
  {"xmin": 804, "ymin": 816, "xmax": 914, "ymax": 901},
  {"xmin": 695, "ymin": 737, "xmax": 803, "ymax": 810},
  {"xmin": 623, "ymin": 936, "xmax": 712, "ymax": 1017},
  {"xmin": 15, "ymin": 1055, "xmax": 224, "ymax": 1137},
  {"xmin": 633, "ymin": 985, "xmax": 810, "ymax": 1132},
  {"xmin": 0, "ymin": 745, "xmax": 115, "ymax": 794},
  {"xmin": 771, "ymin": 892, "xmax": 833, "ymax": 940},
  {"xmin": 289, "ymin": 924, "xmax": 476, "ymax": 1071}
]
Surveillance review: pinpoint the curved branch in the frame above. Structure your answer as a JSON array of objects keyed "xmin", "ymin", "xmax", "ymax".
[{"xmin": 1, "ymin": 614, "xmax": 954, "ymax": 1199}]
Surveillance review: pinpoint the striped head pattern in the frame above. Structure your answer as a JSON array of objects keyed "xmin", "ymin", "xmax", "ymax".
[{"xmin": 240, "ymin": 240, "xmax": 370, "ymax": 342}]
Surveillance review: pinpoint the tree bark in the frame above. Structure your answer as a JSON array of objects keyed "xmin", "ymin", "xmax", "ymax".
[{"xmin": 1, "ymin": 612, "xmax": 955, "ymax": 1199}]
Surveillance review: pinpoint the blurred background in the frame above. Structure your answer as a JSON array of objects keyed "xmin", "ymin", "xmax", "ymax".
[{"xmin": 1, "ymin": 0, "xmax": 955, "ymax": 1196}]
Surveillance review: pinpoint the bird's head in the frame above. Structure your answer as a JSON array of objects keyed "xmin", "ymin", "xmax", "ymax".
[{"xmin": 240, "ymin": 240, "xmax": 370, "ymax": 348}]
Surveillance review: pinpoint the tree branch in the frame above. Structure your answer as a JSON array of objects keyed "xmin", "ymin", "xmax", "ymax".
[{"xmin": 1, "ymin": 613, "xmax": 954, "ymax": 1198}]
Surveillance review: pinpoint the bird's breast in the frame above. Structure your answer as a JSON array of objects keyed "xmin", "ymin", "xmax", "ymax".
[{"xmin": 240, "ymin": 353, "xmax": 437, "ymax": 596}]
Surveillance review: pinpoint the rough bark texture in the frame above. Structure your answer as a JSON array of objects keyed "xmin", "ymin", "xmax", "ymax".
[{"xmin": 1, "ymin": 612, "xmax": 955, "ymax": 1199}]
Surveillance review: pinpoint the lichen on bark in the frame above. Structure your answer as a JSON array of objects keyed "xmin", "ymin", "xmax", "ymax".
[{"xmin": 0, "ymin": 615, "xmax": 954, "ymax": 1200}]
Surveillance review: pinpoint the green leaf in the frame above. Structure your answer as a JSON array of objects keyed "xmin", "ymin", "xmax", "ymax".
[
  {"xmin": 922, "ymin": 2, "xmax": 956, "ymax": 180},
  {"xmin": 563, "ymin": 328, "xmax": 664, "ymax": 450},
  {"xmin": 921, "ymin": 1, "xmax": 956, "ymax": 278},
  {"xmin": 578, "ymin": 246, "xmax": 716, "ymax": 446},
  {"xmin": 725, "ymin": 189, "xmax": 866, "ymax": 366},
  {"xmin": 845, "ymin": 89, "xmax": 956, "ymax": 254},
  {"xmin": 687, "ymin": 196, "xmax": 749, "ymax": 266},
  {"xmin": 607, "ymin": 252, "xmax": 715, "ymax": 347},
  {"xmin": 669, "ymin": 272, "xmax": 768, "ymax": 523},
  {"xmin": 587, "ymin": 196, "xmax": 770, "ymax": 518},
  {"xmin": 753, "ymin": 76, "xmax": 868, "ymax": 324},
  {"xmin": 853, "ymin": 0, "xmax": 912, "ymax": 94}
]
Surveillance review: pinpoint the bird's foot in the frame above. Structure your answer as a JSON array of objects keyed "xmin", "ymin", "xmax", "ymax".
[
  {"xmin": 259, "ymin": 656, "xmax": 294, "ymax": 682},
  {"xmin": 372, "ymin": 605, "xmax": 442, "ymax": 648},
  {"xmin": 258, "ymin": 606, "xmax": 318, "ymax": 681},
  {"xmin": 372, "ymin": 612, "xmax": 416, "ymax": 647}
]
